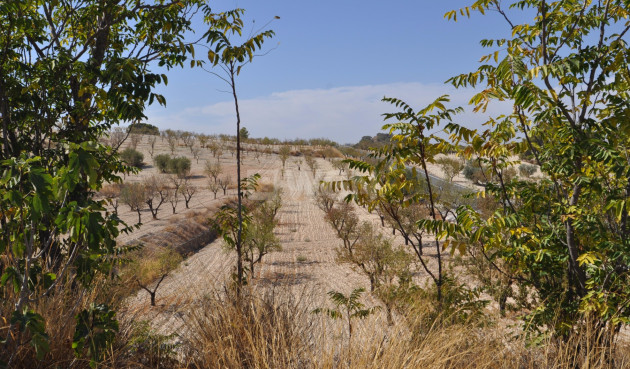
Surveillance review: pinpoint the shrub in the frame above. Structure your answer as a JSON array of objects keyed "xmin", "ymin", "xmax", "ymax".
[
  {"xmin": 168, "ymin": 156, "xmax": 191, "ymax": 178},
  {"xmin": 154, "ymin": 154, "xmax": 171, "ymax": 172},
  {"xmin": 120, "ymin": 148, "xmax": 144, "ymax": 168},
  {"xmin": 519, "ymin": 163, "xmax": 537, "ymax": 178}
]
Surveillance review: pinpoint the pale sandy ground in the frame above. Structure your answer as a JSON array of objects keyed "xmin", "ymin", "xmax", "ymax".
[
  {"xmin": 117, "ymin": 136, "xmax": 550, "ymax": 347},
  {"xmin": 114, "ymin": 135, "xmax": 450, "ymax": 345}
]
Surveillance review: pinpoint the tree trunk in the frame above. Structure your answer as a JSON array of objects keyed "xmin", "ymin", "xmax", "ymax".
[{"xmin": 231, "ymin": 67, "xmax": 244, "ymax": 295}]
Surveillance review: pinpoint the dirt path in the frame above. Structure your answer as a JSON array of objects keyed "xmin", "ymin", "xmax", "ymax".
[{"xmin": 124, "ymin": 156, "xmax": 383, "ymax": 334}]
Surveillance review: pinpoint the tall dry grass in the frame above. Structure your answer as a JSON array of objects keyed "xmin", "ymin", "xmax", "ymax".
[
  {"xmin": 4, "ymin": 280, "xmax": 630, "ymax": 368},
  {"xmin": 178, "ymin": 287, "xmax": 630, "ymax": 369}
]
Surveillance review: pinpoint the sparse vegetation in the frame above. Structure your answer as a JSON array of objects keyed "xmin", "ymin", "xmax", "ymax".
[{"xmin": 5, "ymin": 0, "xmax": 630, "ymax": 367}]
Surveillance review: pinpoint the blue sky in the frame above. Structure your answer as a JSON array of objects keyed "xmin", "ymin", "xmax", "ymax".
[{"xmin": 145, "ymin": 1, "xmax": 518, "ymax": 143}]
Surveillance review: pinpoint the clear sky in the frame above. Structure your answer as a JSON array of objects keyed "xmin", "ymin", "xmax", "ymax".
[{"xmin": 145, "ymin": 0, "xmax": 518, "ymax": 143}]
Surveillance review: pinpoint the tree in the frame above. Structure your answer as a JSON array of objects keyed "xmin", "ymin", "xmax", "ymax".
[
  {"xmin": 121, "ymin": 183, "xmax": 147, "ymax": 224},
  {"xmin": 167, "ymin": 135, "xmax": 177, "ymax": 155},
  {"xmin": 436, "ymin": 156, "xmax": 464, "ymax": 182},
  {"xmin": 168, "ymin": 175, "xmax": 185, "ymax": 214},
  {"xmin": 167, "ymin": 157, "xmax": 191, "ymax": 179},
  {"xmin": 243, "ymin": 191, "xmax": 283, "ymax": 276},
  {"xmin": 0, "ymin": 0, "xmax": 203, "ymax": 362},
  {"xmin": 198, "ymin": 134, "xmax": 209, "ymax": 148},
  {"xmin": 108, "ymin": 127, "xmax": 128, "ymax": 148},
  {"xmin": 341, "ymin": 97, "xmax": 462, "ymax": 304},
  {"xmin": 312, "ymin": 288, "xmax": 379, "ymax": 346},
  {"xmin": 129, "ymin": 133, "xmax": 142, "ymax": 150},
  {"xmin": 305, "ymin": 155, "xmax": 318, "ymax": 177},
  {"xmin": 154, "ymin": 154, "xmax": 171, "ymax": 173},
  {"xmin": 208, "ymin": 179, "xmax": 220, "ymax": 199},
  {"xmin": 441, "ymin": 0, "xmax": 630, "ymax": 344},
  {"xmin": 219, "ymin": 175, "xmax": 232, "ymax": 196},
  {"xmin": 144, "ymin": 176, "xmax": 169, "ymax": 220},
  {"xmin": 239, "ymin": 127, "xmax": 250, "ymax": 140},
  {"xmin": 134, "ymin": 249, "xmax": 181, "ymax": 307},
  {"xmin": 332, "ymin": 159, "xmax": 347, "ymax": 176},
  {"xmin": 192, "ymin": 145, "xmax": 202, "ymax": 164},
  {"xmin": 279, "ymin": 145, "xmax": 291, "ymax": 168},
  {"xmin": 148, "ymin": 135, "xmax": 158, "ymax": 158},
  {"xmin": 518, "ymin": 163, "xmax": 537, "ymax": 178},
  {"xmin": 120, "ymin": 148, "xmax": 144, "ymax": 168},
  {"xmin": 202, "ymin": 9, "xmax": 276, "ymax": 293},
  {"xmin": 100, "ymin": 183, "xmax": 122, "ymax": 215},
  {"xmin": 181, "ymin": 180, "xmax": 197, "ymax": 209},
  {"xmin": 204, "ymin": 160, "xmax": 222, "ymax": 183}
]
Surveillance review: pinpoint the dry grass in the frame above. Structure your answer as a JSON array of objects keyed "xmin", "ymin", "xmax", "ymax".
[{"xmin": 176, "ymin": 287, "xmax": 630, "ymax": 369}]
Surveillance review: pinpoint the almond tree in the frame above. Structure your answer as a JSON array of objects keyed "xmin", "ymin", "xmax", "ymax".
[
  {"xmin": 121, "ymin": 183, "xmax": 147, "ymax": 224},
  {"xmin": 144, "ymin": 175, "xmax": 169, "ymax": 219},
  {"xmin": 204, "ymin": 160, "xmax": 222, "ymax": 183},
  {"xmin": 219, "ymin": 175, "xmax": 232, "ymax": 196},
  {"xmin": 181, "ymin": 180, "xmax": 197, "ymax": 209},
  {"xmin": 208, "ymin": 179, "xmax": 220, "ymax": 199}
]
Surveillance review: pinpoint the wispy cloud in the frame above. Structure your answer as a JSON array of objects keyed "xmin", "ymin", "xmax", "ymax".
[{"xmin": 146, "ymin": 82, "xmax": 511, "ymax": 143}]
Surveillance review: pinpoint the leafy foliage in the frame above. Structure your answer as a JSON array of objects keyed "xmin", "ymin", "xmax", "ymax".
[
  {"xmin": 0, "ymin": 0, "xmax": 204, "ymax": 363},
  {"xmin": 444, "ymin": 0, "xmax": 630, "ymax": 341}
]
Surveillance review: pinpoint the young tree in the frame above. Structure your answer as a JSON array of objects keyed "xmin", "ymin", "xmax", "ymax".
[
  {"xmin": 182, "ymin": 131, "xmax": 196, "ymax": 152},
  {"xmin": 436, "ymin": 156, "xmax": 464, "ymax": 182},
  {"xmin": 198, "ymin": 134, "xmax": 209, "ymax": 148},
  {"xmin": 219, "ymin": 175, "xmax": 232, "ymax": 196},
  {"xmin": 134, "ymin": 249, "xmax": 181, "ymax": 307},
  {"xmin": 121, "ymin": 183, "xmax": 147, "ymax": 224},
  {"xmin": 279, "ymin": 145, "xmax": 291, "ymax": 168},
  {"xmin": 342, "ymin": 97, "xmax": 462, "ymax": 304},
  {"xmin": 129, "ymin": 133, "xmax": 142, "ymax": 150},
  {"xmin": 313, "ymin": 288, "xmax": 379, "ymax": 346},
  {"xmin": 208, "ymin": 179, "xmax": 220, "ymax": 199},
  {"xmin": 167, "ymin": 135, "xmax": 177, "ymax": 155},
  {"xmin": 201, "ymin": 9, "xmax": 275, "ymax": 292},
  {"xmin": 192, "ymin": 145, "xmax": 202, "ymax": 164},
  {"xmin": 305, "ymin": 155, "xmax": 318, "ymax": 177},
  {"xmin": 109, "ymin": 127, "xmax": 128, "ymax": 148},
  {"xmin": 168, "ymin": 175, "xmax": 185, "ymax": 214},
  {"xmin": 204, "ymin": 160, "xmax": 222, "ymax": 184},
  {"xmin": 144, "ymin": 176, "xmax": 169, "ymax": 220},
  {"xmin": 181, "ymin": 180, "xmax": 198, "ymax": 209},
  {"xmin": 148, "ymin": 135, "xmax": 158, "ymax": 158},
  {"xmin": 100, "ymin": 183, "xmax": 122, "ymax": 215},
  {"xmin": 243, "ymin": 192, "xmax": 283, "ymax": 276},
  {"xmin": 332, "ymin": 159, "xmax": 347, "ymax": 176}
]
